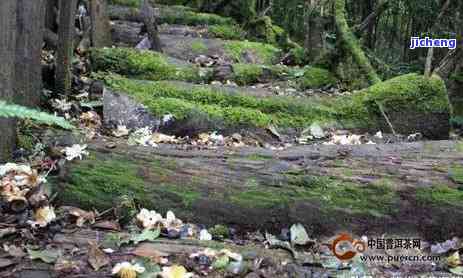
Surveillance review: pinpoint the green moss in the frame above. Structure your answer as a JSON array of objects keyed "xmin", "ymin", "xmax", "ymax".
[
  {"xmin": 191, "ymin": 41, "xmax": 208, "ymax": 54},
  {"xmin": 208, "ymin": 25, "xmax": 244, "ymax": 40},
  {"xmin": 90, "ymin": 48, "xmax": 205, "ymax": 82},
  {"xmin": 232, "ymin": 64, "xmax": 263, "ymax": 85},
  {"xmin": 230, "ymin": 175, "xmax": 398, "ymax": 216},
  {"xmin": 55, "ymin": 152, "xmax": 202, "ymax": 212},
  {"xmin": 336, "ymin": 73, "xmax": 450, "ymax": 128},
  {"xmin": 289, "ymin": 47, "xmax": 308, "ymax": 65},
  {"xmin": 159, "ymin": 6, "xmax": 234, "ymax": 26},
  {"xmin": 232, "ymin": 64, "xmax": 292, "ymax": 85},
  {"xmin": 297, "ymin": 66, "xmax": 338, "ymax": 90},
  {"xmin": 100, "ymin": 74, "xmax": 337, "ymax": 128},
  {"xmin": 224, "ymin": 40, "xmax": 281, "ymax": 64},
  {"xmin": 415, "ymin": 185, "xmax": 463, "ymax": 207},
  {"xmin": 108, "ymin": 0, "xmax": 140, "ymax": 7},
  {"xmin": 208, "ymin": 225, "xmax": 230, "ymax": 239},
  {"xmin": 449, "ymin": 165, "xmax": 463, "ymax": 184}
]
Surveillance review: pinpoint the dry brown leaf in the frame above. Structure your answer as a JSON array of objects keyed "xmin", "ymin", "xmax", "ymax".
[
  {"xmin": 92, "ymin": 220, "xmax": 121, "ymax": 231},
  {"xmin": 132, "ymin": 243, "xmax": 169, "ymax": 264},
  {"xmin": 88, "ymin": 242, "xmax": 110, "ymax": 271}
]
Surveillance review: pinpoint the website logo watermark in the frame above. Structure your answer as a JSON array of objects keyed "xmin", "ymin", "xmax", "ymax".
[
  {"xmin": 410, "ymin": 37, "xmax": 457, "ymax": 50},
  {"xmin": 325, "ymin": 234, "xmax": 441, "ymax": 264},
  {"xmin": 325, "ymin": 233, "xmax": 366, "ymax": 261}
]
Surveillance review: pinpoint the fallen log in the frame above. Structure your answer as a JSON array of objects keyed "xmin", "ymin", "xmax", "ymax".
[
  {"xmin": 97, "ymin": 72, "xmax": 450, "ymax": 139},
  {"xmin": 52, "ymin": 138, "xmax": 463, "ymax": 241}
]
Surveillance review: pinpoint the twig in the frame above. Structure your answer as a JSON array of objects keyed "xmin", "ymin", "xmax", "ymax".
[{"xmin": 375, "ymin": 100, "xmax": 397, "ymax": 136}]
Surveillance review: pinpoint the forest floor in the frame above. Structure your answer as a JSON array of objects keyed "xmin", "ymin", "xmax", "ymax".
[{"xmin": 2, "ymin": 2, "xmax": 463, "ymax": 278}]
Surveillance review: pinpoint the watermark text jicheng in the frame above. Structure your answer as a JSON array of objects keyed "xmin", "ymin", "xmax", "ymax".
[{"xmin": 410, "ymin": 37, "xmax": 457, "ymax": 50}]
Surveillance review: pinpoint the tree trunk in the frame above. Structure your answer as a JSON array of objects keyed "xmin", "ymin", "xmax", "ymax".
[
  {"xmin": 53, "ymin": 138, "xmax": 463, "ymax": 241},
  {"xmin": 334, "ymin": 0, "xmax": 381, "ymax": 85},
  {"xmin": 354, "ymin": 0, "xmax": 389, "ymax": 36},
  {"xmin": 89, "ymin": 0, "xmax": 112, "ymax": 47},
  {"xmin": 14, "ymin": 0, "xmax": 46, "ymax": 107},
  {"xmin": 140, "ymin": 0, "xmax": 163, "ymax": 52},
  {"xmin": 424, "ymin": 0, "xmax": 452, "ymax": 77},
  {"xmin": 0, "ymin": 0, "xmax": 18, "ymax": 162},
  {"xmin": 55, "ymin": 0, "xmax": 78, "ymax": 96},
  {"xmin": 45, "ymin": 0, "xmax": 58, "ymax": 31}
]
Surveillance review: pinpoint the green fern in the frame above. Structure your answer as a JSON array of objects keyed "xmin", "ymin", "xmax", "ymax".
[{"xmin": 0, "ymin": 101, "xmax": 73, "ymax": 130}]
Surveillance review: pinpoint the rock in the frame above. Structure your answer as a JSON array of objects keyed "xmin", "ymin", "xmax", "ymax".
[
  {"xmin": 309, "ymin": 123, "xmax": 325, "ymax": 139},
  {"xmin": 245, "ymin": 272, "xmax": 260, "ymax": 278},
  {"xmin": 213, "ymin": 64, "xmax": 234, "ymax": 82},
  {"xmin": 89, "ymin": 80, "xmax": 104, "ymax": 100},
  {"xmin": 103, "ymin": 88, "xmax": 160, "ymax": 130},
  {"xmin": 167, "ymin": 229, "xmax": 180, "ymax": 239},
  {"xmin": 135, "ymin": 36, "xmax": 151, "ymax": 50}
]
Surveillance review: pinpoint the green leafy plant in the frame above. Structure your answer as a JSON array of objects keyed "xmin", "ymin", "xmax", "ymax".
[{"xmin": 0, "ymin": 101, "xmax": 73, "ymax": 130}]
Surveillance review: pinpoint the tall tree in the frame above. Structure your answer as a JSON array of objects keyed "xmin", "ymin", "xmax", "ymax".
[
  {"xmin": 90, "ymin": 0, "xmax": 112, "ymax": 47},
  {"xmin": 15, "ymin": 0, "xmax": 46, "ymax": 107},
  {"xmin": 141, "ymin": 0, "xmax": 163, "ymax": 52},
  {"xmin": 55, "ymin": 0, "xmax": 78, "ymax": 96},
  {"xmin": 0, "ymin": 0, "xmax": 18, "ymax": 161}
]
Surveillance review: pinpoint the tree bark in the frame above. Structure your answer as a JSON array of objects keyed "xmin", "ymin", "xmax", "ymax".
[
  {"xmin": 334, "ymin": 0, "xmax": 381, "ymax": 85},
  {"xmin": 14, "ymin": 0, "xmax": 46, "ymax": 107},
  {"xmin": 54, "ymin": 138, "xmax": 463, "ymax": 241},
  {"xmin": 424, "ymin": 0, "xmax": 451, "ymax": 77},
  {"xmin": 354, "ymin": 0, "xmax": 389, "ymax": 36},
  {"xmin": 0, "ymin": 0, "xmax": 18, "ymax": 162},
  {"xmin": 45, "ymin": 0, "xmax": 58, "ymax": 32},
  {"xmin": 55, "ymin": 0, "xmax": 78, "ymax": 96},
  {"xmin": 140, "ymin": 0, "xmax": 163, "ymax": 52},
  {"xmin": 89, "ymin": 0, "xmax": 112, "ymax": 47}
]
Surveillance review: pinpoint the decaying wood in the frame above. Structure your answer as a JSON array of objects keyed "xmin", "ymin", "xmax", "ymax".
[{"xmin": 54, "ymin": 137, "xmax": 463, "ymax": 241}]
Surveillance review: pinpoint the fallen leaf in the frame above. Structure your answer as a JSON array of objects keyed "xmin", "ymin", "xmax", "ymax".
[
  {"xmin": 88, "ymin": 242, "xmax": 110, "ymax": 271},
  {"xmin": 450, "ymin": 266, "xmax": 463, "ymax": 276},
  {"xmin": 131, "ymin": 229, "xmax": 161, "ymax": 245},
  {"xmin": 290, "ymin": 223, "xmax": 311, "ymax": 246},
  {"xmin": 133, "ymin": 243, "xmax": 169, "ymax": 264},
  {"xmin": 448, "ymin": 251, "xmax": 461, "ymax": 268},
  {"xmin": 92, "ymin": 220, "xmax": 121, "ymax": 231},
  {"xmin": 28, "ymin": 248, "xmax": 61, "ymax": 264},
  {"xmin": 212, "ymin": 255, "xmax": 230, "ymax": 270},
  {"xmin": 160, "ymin": 265, "xmax": 193, "ymax": 278},
  {"xmin": 0, "ymin": 258, "xmax": 15, "ymax": 269}
]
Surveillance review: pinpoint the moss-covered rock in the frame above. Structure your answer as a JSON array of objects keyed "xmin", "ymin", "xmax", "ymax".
[
  {"xmin": 90, "ymin": 48, "xmax": 210, "ymax": 82},
  {"xmin": 208, "ymin": 24, "xmax": 245, "ymax": 40},
  {"xmin": 337, "ymin": 73, "xmax": 450, "ymax": 138},
  {"xmin": 231, "ymin": 64, "xmax": 293, "ymax": 85},
  {"xmin": 297, "ymin": 66, "xmax": 338, "ymax": 90},
  {"xmin": 223, "ymin": 40, "xmax": 281, "ymax": 64}
]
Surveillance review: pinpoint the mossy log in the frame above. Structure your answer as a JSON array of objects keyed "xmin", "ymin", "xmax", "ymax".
[
  {"xmin": 53, "ymin": 138, "xmax": 463, "ymax": 241},
  {"xmin": 98, "ymin": 73, "xmax": 450, "ymax": 138},
  {"xmin": 108, "ymin": 4, "xmax": 233, "ymax": 26},
  {"xmin": 91, "ymin": 47, "xmax": 312, "ymax": 86}
]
